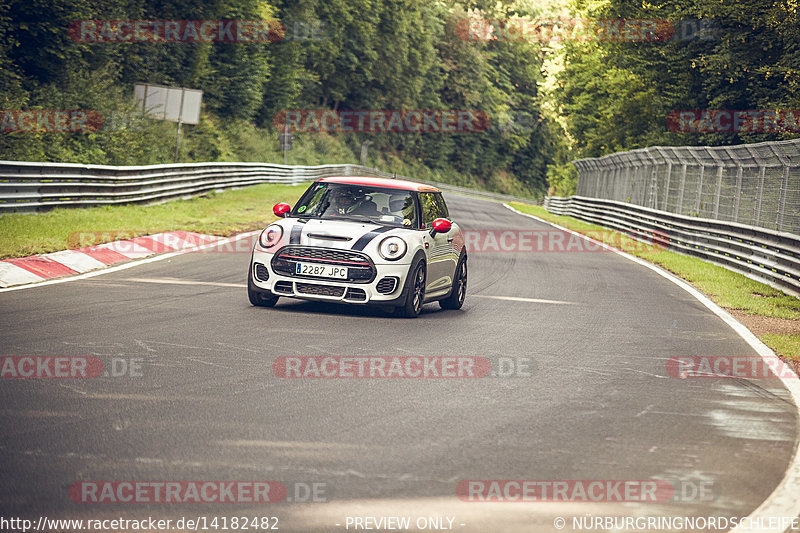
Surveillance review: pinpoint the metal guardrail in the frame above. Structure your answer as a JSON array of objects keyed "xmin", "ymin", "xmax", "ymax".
[
  {"xmin": 0, "ymin": 160, "xmax": 532, "ymax": 213},
  {"xmin": 572, "ymin": 138, "xmax": 800, "ymax": 235},
  {"xmin": 544, "ymin": 195, "xmax": 800, "ymax": 296}
]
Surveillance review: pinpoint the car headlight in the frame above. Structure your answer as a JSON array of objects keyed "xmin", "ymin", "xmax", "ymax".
[
  {"xmin": 378, "ymin": 236, "xmax": 407, "ymax": 261},
  {"xmin": 258, "ymin": 225, "xmax": 283, "ymax": 249}
]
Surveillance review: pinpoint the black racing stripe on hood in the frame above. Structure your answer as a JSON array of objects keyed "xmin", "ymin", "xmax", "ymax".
[
  {"xmin": 351, "ymin": 226, "xmax": 394, "ymax": 251},
  {"xmin": 289, "ymin": 220, "xmax": 307, "ymax": 244}
]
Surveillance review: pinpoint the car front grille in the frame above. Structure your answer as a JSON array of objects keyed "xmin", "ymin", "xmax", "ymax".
[
  {"xmin": 273, "ymin": 281, "xmax": 294, "ymax": 295},
  {"xmin": 296, "ymin": 283, "xmax": 346, "ymax": 298},
  {"xmin": 376, "ymin": 276, "xmax": 398, "ymax": 294},
  {"xmin": 271, "ymin": 246, "xmax": 375, "ymax": 283},
  {"xmin": 280, "ymin": 246, "xmax": 369, "ymax": 264},
  {"xmin": 254, "ymin": 263, "xmax": 270, "ymax": 282},
  {"xmin": 345, "ymin": 288, "xmax": 367, "ymax": 301}
]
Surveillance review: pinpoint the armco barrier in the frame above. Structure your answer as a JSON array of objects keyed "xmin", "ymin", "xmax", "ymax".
[
  {"xmin": 0, "ymin": 161, "xmax": 531, "ymax": 213},
  {"xmin": 572, "ymin": 138, "xmax": 800, "ymax": 235},
  {"xmin": 544, "ymin": 195, "xmax": 800, "ymax": 296}
]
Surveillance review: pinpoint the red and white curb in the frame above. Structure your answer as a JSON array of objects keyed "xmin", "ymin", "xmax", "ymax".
[{"xmin": 0, "ymin": 231, "xmax": 222, "ymax": 288}]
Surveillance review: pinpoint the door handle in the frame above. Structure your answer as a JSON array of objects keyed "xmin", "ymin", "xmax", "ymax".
[{"xmin": 447, "ymin": 237, "xmax": 454, "ymax": 242}]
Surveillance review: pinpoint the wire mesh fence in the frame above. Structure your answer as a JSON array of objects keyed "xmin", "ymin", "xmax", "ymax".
[{"xmin": 573, "ymin": 138, "xmax": 800, "ymax": 235}]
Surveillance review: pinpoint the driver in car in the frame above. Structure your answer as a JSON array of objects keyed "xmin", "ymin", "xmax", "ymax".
[
  {"xmin": 329, "ymin": 189, "xmax": 379, "ymax": 217},
  {"xmin": 329, "ymin": 189, "xmax": 362, "ymax": 215}
]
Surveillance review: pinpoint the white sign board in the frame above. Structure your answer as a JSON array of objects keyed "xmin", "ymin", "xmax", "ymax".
[
  {"xmin": 134, "ymin": 83, "xmax": 202, "ymax": 125},
  {"xmin": 179, "ymin": 90, "xmax": 202, "ymax": 124}
]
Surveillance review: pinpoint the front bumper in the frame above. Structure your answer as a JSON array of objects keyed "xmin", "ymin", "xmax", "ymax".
[{"xmin": 250, "ymin": 248, "xmax": 411, "ymax": 305}]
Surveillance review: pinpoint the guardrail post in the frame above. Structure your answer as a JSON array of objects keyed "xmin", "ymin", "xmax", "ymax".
[
  {"xmin": 580, "ymin": 166, "xmax": 588, "ymax": 196},
  {"xmin": 645, "ymin": 149, "xmax": 658, "ymax": 209},
  {"xmin": 639, "ymin": 164, "xmax": 647, "ymax": 205},
  {"xmin": 596, "ymin": 167, "xmax": 602, "ymax": 197},
  {"xmin": 732, "ymin": 164, "xmax": 743, "ymax": 223},
  {"xmin": 685, "ymin": 149, "xmax": 704, "ymax": 216},
  {"xmin": 621, "ymin": 164, "xmax": 629, "ymax": 200},
  {"xmin": 765, "ymin": 144, "xmax": 792, "ymax": 232},
  {"xmin": 649, "ymin": 165, "xmax": 658, "ymax": 208},
  {"xmin": 777, "ymin": 165, "xmax": 789, "ymax": 231},
  {"xmin": 755, "ymin": 165, "xmax": 765, "ymax": 226},
  {"xmin": 594, "ymin": 167, "xmax": 600, "ymax": 197},
  {"xmin": 600, "ymin": 166, "xmax": 608, "ymax": 198},
  {"xmin": 630, "ymin": 164, "xmax": 639, "ymax": 203},
  {"xmin": 713, "ymin": 166, "xmax": 724, "ymax": 219},
  {"xmin": 583, "ymin": 167, "xmax": 590, "ymax": 196},
  {"xmin": 695, "ymin": 165, "xmax": 705, "ymax": 214},
  {"xmin": 677, "ymin": 164, "xmax": 687, "ymax": 213}
]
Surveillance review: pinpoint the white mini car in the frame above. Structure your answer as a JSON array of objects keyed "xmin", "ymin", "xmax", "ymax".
[{"xmin": 248, "ymin": 176, "xmax": 467, "ymax": 317}]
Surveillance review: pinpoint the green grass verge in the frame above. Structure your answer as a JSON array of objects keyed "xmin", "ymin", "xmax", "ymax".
[
  {"xmin": 0, "ymin": 183, "xmax": 309, "ymax": 258},
  {"xmin": 762, "ymin": 334, "xmax": 800, "ymax": 361},
  {"xmin": 0, "ymin": 179, "xmax": 526, "ymax": 259},
  {"xmin": 508, "ymin": 203, "xmax": 800, "ymax": 361}
]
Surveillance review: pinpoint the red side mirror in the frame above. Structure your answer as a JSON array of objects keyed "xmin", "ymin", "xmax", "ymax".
[
  {"xmin": 273, "ymin": 203, "xmax": 291, "ymax": 217},
  {"xmin": 432, "ymin": 218, "xmax": 452, "ymax": 234}
]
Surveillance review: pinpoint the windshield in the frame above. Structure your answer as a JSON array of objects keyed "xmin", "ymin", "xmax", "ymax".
[{"xmin": 291, "ymin": 182, "xmax": 417, "ymax": 228}]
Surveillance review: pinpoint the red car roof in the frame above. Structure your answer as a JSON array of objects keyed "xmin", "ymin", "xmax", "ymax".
[{"xmin": 316, "ymin": 176, "xmax": 440, "ymax": 192}]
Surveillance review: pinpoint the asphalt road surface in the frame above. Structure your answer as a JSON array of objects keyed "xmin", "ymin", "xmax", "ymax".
[{"xmin": 0, "ymin": 194, "xmax": 796, "ymax": 532}]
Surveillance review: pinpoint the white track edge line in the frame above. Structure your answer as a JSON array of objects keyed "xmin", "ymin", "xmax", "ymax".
[
  {"xmin": 503, "ymin": 202, "xmax": 800, "ymax": 533},
  {"xmin": 0, "ymin": 230, "xmax": 261, "ymax": 293}
]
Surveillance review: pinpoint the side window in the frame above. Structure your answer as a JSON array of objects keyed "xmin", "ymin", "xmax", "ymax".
[
  {"xmin": 400, "ymin": 196, "xmax": 417, "ymax": 228},
  {"xmin": 435, "ymin": 193, "xmax": 450, "ymax": 219},
  {"xmin": 419, "ymin": 192, "xmax": 449, "ymax": 228}
]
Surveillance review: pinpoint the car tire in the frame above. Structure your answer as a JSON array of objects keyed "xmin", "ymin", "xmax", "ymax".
[
  {"xmin": 248, "ymin": 269, "xmax": 279, "ymax": 307},
  {"xmin": 397, "ymin": 260, "xmax": 426, "ymax": 318},
  {"xmin": 440, "ymin": 254, "xmax": 467, "ymax": 310}
]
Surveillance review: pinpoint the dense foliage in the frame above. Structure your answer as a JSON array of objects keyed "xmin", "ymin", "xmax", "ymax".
[
  {"xmin": 537, "ymin": 0, "xmax": 799, "ymax": 193},
  {"xmin": 0, "ymin": 0, "xmax": 563, "ymax": 197},
  {"xmin": 553, "ymin": 0, "xmax": 800, "ymax": 156},
  {"xmin": 1, "ymin": 0, "xmax": 797, "ymax": 197}
]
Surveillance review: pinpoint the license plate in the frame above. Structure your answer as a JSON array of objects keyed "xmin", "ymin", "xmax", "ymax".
[{"xmin": 295, "ymin": 262, "xmax": 348, "ymax": 279}]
